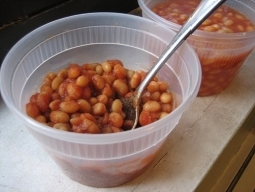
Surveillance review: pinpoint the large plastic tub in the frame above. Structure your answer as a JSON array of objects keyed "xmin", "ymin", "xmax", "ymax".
[
  {"xmin": 0, "ymin": 13, "xmax": 201, "ymax": 187},
  {"xmin": 138, "ymin": 0, "xmax": 255, "ymax": 96}
]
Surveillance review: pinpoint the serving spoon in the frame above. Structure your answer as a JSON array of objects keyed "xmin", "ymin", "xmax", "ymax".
[{"xmin": 121, "ymin": 0, "xmax": 227, "ymax": 130}]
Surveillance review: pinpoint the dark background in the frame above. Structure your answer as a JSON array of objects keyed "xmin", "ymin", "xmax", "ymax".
[{"xmin": 0, "ymin": 0, "xmax": 139, "ymax": 66}]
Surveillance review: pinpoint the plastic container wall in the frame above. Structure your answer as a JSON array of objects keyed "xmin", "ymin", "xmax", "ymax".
[{"xmin": 0, "ymin": 13, "xmax": 201, "ymax": 187}]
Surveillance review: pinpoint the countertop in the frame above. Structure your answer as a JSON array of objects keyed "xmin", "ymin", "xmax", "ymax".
[{"xmin": 1, "ymin": 48, "xmax": 255, "ymax": 191}]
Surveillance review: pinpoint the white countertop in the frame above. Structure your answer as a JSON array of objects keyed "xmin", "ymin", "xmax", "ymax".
[{"xmin": 1, "ymin": 49, "xmax": 255, "ymax": 192}]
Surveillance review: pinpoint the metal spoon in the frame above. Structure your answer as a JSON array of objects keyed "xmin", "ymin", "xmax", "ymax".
[{"xmin": 122, "ymin": 0, "xmax": 227, "ymax": 130}]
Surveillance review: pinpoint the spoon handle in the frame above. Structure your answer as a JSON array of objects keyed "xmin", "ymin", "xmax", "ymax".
[{"xmin": 136, "ymin": 0, "xmax": 227, "ymax": 99}]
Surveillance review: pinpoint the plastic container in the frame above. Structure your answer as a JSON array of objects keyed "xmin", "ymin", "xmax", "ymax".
[
  {"xmin": 0, "ymin": 13, "xmax": 201, "ymax": 187},
  {"xmin": 138, "ymin": 0, "xmax": 255, "ymax": 96}
]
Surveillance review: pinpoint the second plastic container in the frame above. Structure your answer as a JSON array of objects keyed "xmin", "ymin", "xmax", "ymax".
[{"xmin": 138, "ymin": 0, "xmax": 255, "ymax": 96}]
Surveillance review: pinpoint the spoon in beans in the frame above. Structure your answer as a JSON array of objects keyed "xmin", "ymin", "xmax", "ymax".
[{"xmin": 121, "ymin": 0, "xmax": 227, "ymax": 129}]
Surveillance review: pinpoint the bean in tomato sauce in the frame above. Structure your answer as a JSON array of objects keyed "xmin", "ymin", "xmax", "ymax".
[
  {"xmin": 26, "ymin": 60, "xmax": 174, "ymax": 133},
  {"xmin": 151, "ymin": 0, "xmax": 255, "ymax": 96}
]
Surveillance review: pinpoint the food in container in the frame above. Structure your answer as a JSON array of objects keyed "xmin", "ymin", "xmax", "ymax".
[
  {"xmin": 0, "ymin": 13, "xmax": 201, "ymax": 187},
  {"xmin": 138, "ymin": 0, "xmax": 255, "ymax": 96}
]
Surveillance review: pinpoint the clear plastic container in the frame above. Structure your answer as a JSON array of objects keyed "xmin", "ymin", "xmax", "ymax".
[
  {"xmin": 138, "ymin": 0, "xmax": 255, "ymax": 96},
  {"xmin": 0, "ymin": 13, "xmax": 201, "ymax": 187}
]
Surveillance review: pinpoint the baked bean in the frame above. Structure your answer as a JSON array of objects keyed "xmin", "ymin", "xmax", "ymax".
[
  {"xmin": 107, "ymin": 59, "xmax": 123, "ymax": 67},
  {"xmin": 82, "ymin": 87, "xmax": 92, "ymax": 100},
  {"xmin": 58, "ymin": 81, "xmax": 68, "ymax": 97},
  {"xmin": 60, "ymin": 100, "xmax": 80, "ymax": 113},
  {"xmin": 68, "ymin": 64, "xmax": 82, "ymax": 79},
  {"xmin": 169, "ymin": 12, "xmax": 178, "ymax": 17},
  {"xmin": 201, "ymin": 19, "xmax": 212, "ymax": 26},
  {"xmin": 147, "ymin": 81, "xmax": 159, "ymax": 93},
  {"xmin": 203, "ymin": 26, "xmax": 216, "ymax": 32},
  {"xmin": 71, "ymin": 117, "xmax": 100, "ymax": 133},
  {"xmin": 160, "ymin": 112, "xmax": 169, "ymax": 119},
  {"xmin": 111, "ymin": 126, "xmax": 123, "ymax": 133},
  {"xmin": 114, "ymin": 64, "xmax": 127, "ymax": 79},
  {"xmin": 172, "ymin": 8, "xmax": 179, "ymax": 13},
  {"xmin": 102, "ymin": 74, "xmax": 116, "ymax": 85},
  {"xmin": 130, "ymin": 72, "xmax": 141, "ymax": 89},
  {"xmin": 142, "ymin": 91, "xmax": 151, "ymax": 103},
  {"xmin": 101, "ymin": 127, "xmax": 113, "ymax": 133},
  {"xmin": 26, "ymin": 103, "xmax": 40, "ymax": 118},
  {"xmin": 143, "ymin": 101, "xmax": 161, "ymax": 112},
  {"xmin": 86, "ymin": 69, "xmax": 96, "ymax": 78},
  {"xmin": 150, "ymin": 91, "xmax": 161, "ymax": 101},
  {"xmin": 102, "ymin": 84, "xmax": 114, "ymax": 97},
  {"xmin": 227, "ymin": 11, "xmax": 233, "ymax": 16},
  {"xmin": 137, "ymin": 70, "xmax": 146, "ymax": 81},
  {"xmin": 237, "ymin": 25, "xmax": 244, "ymax": 31},
  {"xmin": 43, "ymin": 76, "xmax": 52, "ymax": 86},
  {"xmin": 99, "ymin": 112, "xmax": 109, "ymax": 125},
  {"xmin": 36, "ymin": 92, "xmax": 51, "ymax": 112},
  {"xmin": 161, "ymin": 103, "xmax": 172, "ymax": 113},
  {"xmin": 113, "ymin": 79, "xmax": 128, "ymax": 96},
  {"xmin": 160, "ymin": 92, "xmax": 172, "ymax": 104},
  {"xmin": 52, "ymin": 77, "xmax": 64, "ymax": 90},
  {"xmin": 101, "ymin": 125, "xmax": 122, "ymax": 133},
  {"xmin": 64, "ymin": 95, "xmax": 74, "ymax": 102},
  {"xmin": 57, "ymin": 68, "xmax": 68, "ymax": 79},
  {"xmin": 80, "ymin": 113, "xmax": 96, "ymax": 122},
  {"xmin": 139, "ymin": 111, "xmax": 154, "ymax": 126},
  {"xmin": 247, "ymin": 26, "xmax": 255, "ymax": 31},
  {"xmin": 179, "ymin": 14, "xmax": 188, "ymax": 21},
  {"xmin": 109, "ymin": 112, "xmax": 123, "ymax": 128},
  {"xmin": 213, "ymin": 13, "xmax": 223, "ymax": 19},
  {"xmin": 102, "ymin": 61, "xmax": 112, "ymax": 73},
  {"xmin": 89, "ymin": 97, "xmax": 98, "ymax": 105},
  {"xmin": 224, "ymin": 20, "xmax": 234, "ymax": 26},
  {"xmin": 46, "ymin": 72, "xmax": 57, "ymax": 80},
  {"xmin": 40, "ymin": 84, "xmax": 53, "ymax": 95},
  {"xmin": 92, "ymin": 103, "xmax": 106, "ymax": 115},
  {"xmin": 211, "ymin": 24, "xmax": 220, "ymax": 30},
  {"xmin": 70, "ymin": 113, "xmax": 80, "ymax": 119},
  {"xmin": 67, "ymin": 82, "xmax": 83, "ymax": 99},
  {"xmin": 126, "ymin": 69, "xmax": 135, "ymax": 80},
  {"xmin": 29, "ymin": 93, "xmax": 38, "ymax": 103},
  {"xmin": 51, "ymin": 93, "xmax": 60, "ymax": 100},
  {"xmin": 50, "ymin": 110, "xmax": 70, "ymax": 123},
  {"xmin": 95, "ymin": 65, "xmax": 103, "ymax": 75},
  {"xmin": 35, "ymin": 115, "xmax": 47, "ymax": 123},
  {"xmin": 82, "ymin": 63, "xmax": 91, "ymax": 70},
  {"xmin": 158, "ymin": 81, "xmax": 168, "ymax": 92},
  {"xmin": 111, "ymin": 99, "xmax": 122, "ymax": 113},
  {"xmin": 92, "ymin": 74, "xmax": 105, "ymax": 90},
  {"xmin": 78, "ymin": 99, "xmax": 91, "ymax": 113},
  {"xmin": 76, "ymin": 75, "xmax": 89, "ymax": 87},
  {"xmin": 90, "ymin": 63, "xmax": 100, "ymax": 70},
  {"xmin": 97, "ymin": 94, "xmax": 108, "ymax": 104},
  {"xmin": 53, "ymin": 123, "xmax": 71, "ymax": 131},
  {"xmin": 49, "ymin": 100, "xmax": 61, "ymax": 111},
  {"xmin": 222, "ymin": 26, "xmax": 233, "ymax": 33},
  {"xmin": 235, "ymin": 14, "xmax": 244, "ymax": 20}
]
